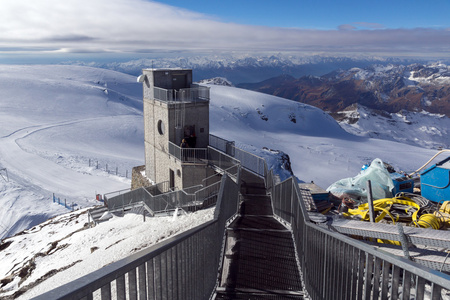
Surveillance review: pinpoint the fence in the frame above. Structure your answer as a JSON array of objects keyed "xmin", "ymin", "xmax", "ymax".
[
  {"xmin": 35, "ymin": 137, "xmax": 450, "ymax": 299},
  {"xmin": 233, "ymin": 147, "xmax": 266, "ymax": 177},
  {"xmin": 52, "ymin": 194, "xmax": 77, "ymax": 211},
  {"xmin": 88, "ymin": 159, "xmax": 130, "ymax": 178},
  {"xmin": 168, "ymin": 141, "xmax": 208, "ymax": 163},
  {"xmin": 270, "ymin": 172, "xmax": 450, "ymax": 299},
  {"xmin": 34, "ymin": 172, "xmax": 241, "ymax": 300},
  {"xmin": 153, "ymin": 86, "xmax": 210, "ymax": 103},
  {"xmin": 207, "ymin": 146, "xmax": 240, "ymax": 175},
  {"xmin": 145, "ymin": 181, "xmax": 171, "ymax": 196},
  {"xmin": 209, "ymin": 134, "xmax": 235, "ymax": 156},
  {"xmin": 209, "ymin": 135, "xmax": 265, "ymax": 177},
  {"xmin": 106, "ymin": 174, "xmax": 223, "ymax": 214}
]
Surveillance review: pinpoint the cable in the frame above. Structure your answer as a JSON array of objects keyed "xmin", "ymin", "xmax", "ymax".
[
  {"xmin": 396, "ymin": 192, "xmax": 432, "ymax": 209},
  {"xmin": 440, "ymin": 250, "xmax": 450, "ymax": 272},
  {"xmin": 414, "ymin": 214, "xmax": 441, "ymax": 230},
  {"xmin": 408, "ymin": 149, "xmax": 450, "ymax": 177}
]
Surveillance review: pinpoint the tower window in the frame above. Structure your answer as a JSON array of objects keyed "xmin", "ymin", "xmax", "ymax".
[{"xmin": 157, "ymin": 120, "xmax": 165, "ymax": 135}]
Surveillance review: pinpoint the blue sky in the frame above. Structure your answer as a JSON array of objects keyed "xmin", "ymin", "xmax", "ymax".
[
  {"xmin": 160, "ymin": 0, "xmax": 450, "ymax": 30},
  {"xmin": 0, "ymin": 0, "xmax": 449, "ymax": 63}
]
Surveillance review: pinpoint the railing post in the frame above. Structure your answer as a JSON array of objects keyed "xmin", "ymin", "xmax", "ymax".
[
  {"xmin": 138, "ymin": 264, "xmax": 147, "ymax": 300},
  {"xmin": 397, "ymin": 224, "xmax": 411, "ymax": 260},
  {"xmin": 116, "ymin": 275, "xmax": 126, "ymax": 300},
  {"xmin": 100, "ymin": 283, "xmax": 111, "ymax": 300},
  {"xmin": 366, "ymin": 180, "xmax": 375, "ymax": 223}
]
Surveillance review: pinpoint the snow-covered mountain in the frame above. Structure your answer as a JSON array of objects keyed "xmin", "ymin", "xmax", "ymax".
[
  {"xmin": 197, "ymin": 77, "xmax": 233, "ymax": 86},
  {"xmin": 334, "ymin": 104, "xmax": 450, "ymax": 149},
  {"xmin": 238, "ymin": 62, "xmax": 450, "ymax": 118},
  {"xmin": 0, "ymin": 65, "xmax": 445, "ymax": 298},
  {"xmin": 65, "ymin": 54, "xmax": 432, "ymax": 84}
]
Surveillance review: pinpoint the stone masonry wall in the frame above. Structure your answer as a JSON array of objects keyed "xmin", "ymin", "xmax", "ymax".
[{"xmin": 131, "ymin": 165, "xmax": 152, "ymax": 190}]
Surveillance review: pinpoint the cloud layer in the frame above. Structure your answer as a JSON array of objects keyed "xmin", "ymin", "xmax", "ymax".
[{"xmin": 1, "ymin": 0, "xmax": 449, "ymax": 57}]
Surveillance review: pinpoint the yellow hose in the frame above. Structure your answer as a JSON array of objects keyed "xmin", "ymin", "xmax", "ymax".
[
  {"xmin": 415, "ymin": 214, "xmax": 441, "ymax": 229},
  {"xmin": 343, "ymin": 197, "xmax": 421, "ymax": 224},
  {"xmin": 440, "ymin": 201, "xmax": 450, "ymax": 214},
  {"xmin": 434, "ymin": 201, "xmax": 450, "ymax": 225},
  {"xmin": 342, "ymin": 196, "xmax": 437, "ymax": 245}
]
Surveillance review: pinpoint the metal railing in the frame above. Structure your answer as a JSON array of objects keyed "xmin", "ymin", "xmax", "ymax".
[
  {"xmin": 153, "ymin": 86, "xmax": 210, "ymax": 103},
  {"xmin": 145, "ymin": 181, "xmax": 171, "ymax": 196},
  {"xmin": 233, "ymin": 146, "xmax": 266, "ymax": 177},
  {"xmin": 168, "ymin": 141, "xmax": 208, "ymax": 163},
  {"xmin": 209, "ymin": 134, "xmax": 235, "ymax": 156},
  {"xmin": 105, "ymin": 159, "xmax": 229, "ymax": 215},
  {"xmin": 33, "ymin": 171, "xmax": 241, "ymax": 300},
  {"xmin": 207, "ymin": 146, "xmax": 240, "ymax": 175},
  {"xmin": 270, "ymin": 172, "xmax": 450, "ymax": 300},
  {"xmin": 32, "ymin": 135, "xmax": 450, "ymax": 300}
]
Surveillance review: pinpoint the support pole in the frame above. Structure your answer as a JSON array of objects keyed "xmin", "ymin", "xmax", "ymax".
[
  {"xmin": 367, "ymin": 180, "xmax": 375, "ymax": 223},
  {"xmin": 397, "ymin": 224, "xmax": 411, "ymax": 260}
]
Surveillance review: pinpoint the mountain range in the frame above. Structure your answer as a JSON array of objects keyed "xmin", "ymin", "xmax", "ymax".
[
  {"xmin": 237, "ymin": 63, "xmax": 450, "ymax": 118},
  {"xmin": 65, "ymin": 54, "xmax": 441, "ymax": 84}
]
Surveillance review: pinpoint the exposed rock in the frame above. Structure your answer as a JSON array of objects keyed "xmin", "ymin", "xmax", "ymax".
[{"xmin": 131, "ymin": 165, "xmax": 152, "ymax": 190}]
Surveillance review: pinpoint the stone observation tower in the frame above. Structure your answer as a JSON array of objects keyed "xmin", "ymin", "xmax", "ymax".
[{"xmin": 138, "ymin": 69, "xmax": 214, "ymax": 190}]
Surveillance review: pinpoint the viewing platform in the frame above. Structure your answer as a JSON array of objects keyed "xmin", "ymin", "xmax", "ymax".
[{"xmin": 153, "ymin": 85, "xmax": 210, "ymax": 103}]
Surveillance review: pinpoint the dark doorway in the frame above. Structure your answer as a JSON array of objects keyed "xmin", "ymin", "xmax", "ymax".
[{"xmin": 169, "ymin": 169, "xmax": 175, "ymax": 190}]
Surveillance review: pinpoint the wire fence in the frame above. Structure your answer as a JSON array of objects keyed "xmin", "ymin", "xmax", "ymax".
[
  {"xmin": 52, "ymin": 193, "xmax": 78, "ymax": 211},
  {"xmin": 88, "ymin": 159, "xmax": 131, "ymax": 178}
]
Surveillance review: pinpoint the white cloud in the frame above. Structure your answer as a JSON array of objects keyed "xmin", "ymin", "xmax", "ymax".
[{"xmin": 0, "ymin": 0, "xmax": 449, "ymax": 57}]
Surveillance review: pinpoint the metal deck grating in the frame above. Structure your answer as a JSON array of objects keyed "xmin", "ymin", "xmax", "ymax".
[
  {"xmin": 225, "ymin": 229, "xmax": 302, "ymax": 291},
  {"xmin": 240, "ymin": 195, "xmax": 273, "ymax": 215},
  {"xmin": 229, "ymin": 215, "xmax": 287, "ymax": 230},
  {"xmin": 215, "ymin": 293, "xmax": 304, "ymax": 299},
  {"xmin": 216, "ymin": 173, "xmax": 304, "ymax": 299}
]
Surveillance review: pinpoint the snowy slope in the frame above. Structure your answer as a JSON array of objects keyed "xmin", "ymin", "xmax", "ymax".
[
  {"xmin": 0, "ymin": 66, "xmax": 446, "ymax": 298},
  {"xmin": 0, "ymin": 207, "xmax": 213, "ymax": 299},
  {"xmin": 0, "ymin": 65, "xmax": 144, "ymax": 240},
  {"xmin": 337, "ymin": 105, "xmax": 450, "ymax": 149},
  {"xmin": 207, "ymin": 85, "xmax": 439, "ymax": 188}
]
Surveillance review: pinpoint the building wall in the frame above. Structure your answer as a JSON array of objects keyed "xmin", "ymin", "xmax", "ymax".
[
  {"xmin": 143, "ymin": 69, "xmax": 193, "ymax": 94},
  {"xmin": 145, "ymin": 99, "xmax": 172, "ymax": 183},
  {"xmin": 142, "ymin": 68, "xmax": 210, "ymax": 190},
  {"xmin": 176, "ymin": 102, "xmax": 210, "ymax": 147}
]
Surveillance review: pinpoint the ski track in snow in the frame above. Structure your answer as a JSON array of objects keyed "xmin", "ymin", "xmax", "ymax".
[{"xmin": 0, "ymin": 117, "xmax": 132, "ymax": 201}]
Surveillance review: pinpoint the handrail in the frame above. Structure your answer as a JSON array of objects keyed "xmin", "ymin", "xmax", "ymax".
[
  {"xmin": 30, "ymin": 135, "xmax": 450, "ymax": 300},
  {"xmin": 32, "ymin": 219, "xmax": 218, "ymax": 300},
  {"xmin": 153, "ymin": 86, "xmax": 210, "ymax": 103},
  {"xmin": 168, "ymin": 141, "xmax": 208, "ymax": 163},
  {"xmin": 270, "ymin": 171, "xmax": 450, "ymax": 299},
  {"xmin": 33, "ymin": 173, "xmax": 241, "ymax": 300}
]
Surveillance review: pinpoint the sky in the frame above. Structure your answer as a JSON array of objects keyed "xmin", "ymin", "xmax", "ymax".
[{"xmin": 0, "ymin": 0, "xmax": 449, "ymax": 63}]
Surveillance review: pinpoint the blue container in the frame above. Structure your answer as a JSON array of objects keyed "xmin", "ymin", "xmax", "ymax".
[
  {"xmin": 420, "ymin": 156, "xmax": 450, "ymax": 203},
  {"xmin": 390, "ymin": 172, "xmax": 414, "ymax": 195}
]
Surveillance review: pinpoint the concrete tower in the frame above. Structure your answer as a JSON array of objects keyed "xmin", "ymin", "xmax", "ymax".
[{"xmin": 140, "ymin": 69, "xmax": 213, "ymax": 190}]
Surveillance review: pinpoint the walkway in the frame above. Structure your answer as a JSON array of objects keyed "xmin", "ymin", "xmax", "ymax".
[{"xmin": 214, "ymin": 170, "xmax": 304, "ymax": 299}]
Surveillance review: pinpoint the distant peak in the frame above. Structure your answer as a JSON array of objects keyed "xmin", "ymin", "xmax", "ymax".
[{"xmin": 197, "ymin": 77, "xmax": 233, "ymax": 86}]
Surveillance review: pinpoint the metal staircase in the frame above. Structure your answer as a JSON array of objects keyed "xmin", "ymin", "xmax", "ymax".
[{"xmin": 214, "ymin": 172, "xmax": 304, "ymax": 299}]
